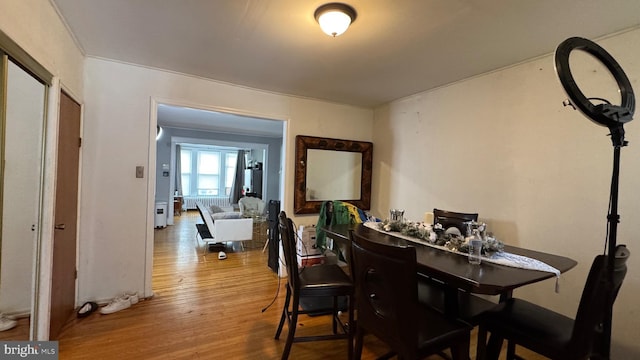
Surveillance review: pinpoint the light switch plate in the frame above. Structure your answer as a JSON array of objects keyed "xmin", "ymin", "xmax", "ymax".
[{"xmin": 136, "ymin": 166, "xmax": 144, "ymax": 178}]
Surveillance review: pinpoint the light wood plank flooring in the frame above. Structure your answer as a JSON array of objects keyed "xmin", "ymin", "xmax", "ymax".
[{"xmin": 55, "ymin": 211, "xmax": 533, "ymax": 359}]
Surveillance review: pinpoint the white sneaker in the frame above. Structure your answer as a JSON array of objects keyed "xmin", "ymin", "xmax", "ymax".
[
  {"xmin": 0, "ymin": 314, "xmax": 17, "ymax": 332},
  {"xmin": 100, "ymin": 292, "xmax": 140, "ymax": 315},
  {"xmin": 100, "ymin": 296, "xmax": 132, "ymax": 314},
  {"xmin": 123, "ymin": 292, "xmax": 139, "ymax": 305}
]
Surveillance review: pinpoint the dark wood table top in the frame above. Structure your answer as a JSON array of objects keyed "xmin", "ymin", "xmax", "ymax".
[{"xmin": 323, "ymin": 223, "xmax": 578, "ymax": 296}]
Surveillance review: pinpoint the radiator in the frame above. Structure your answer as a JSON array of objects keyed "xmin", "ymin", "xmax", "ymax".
[{"xmin": 184, "ymin": 196, "xmax": 231, "ymax": 210}]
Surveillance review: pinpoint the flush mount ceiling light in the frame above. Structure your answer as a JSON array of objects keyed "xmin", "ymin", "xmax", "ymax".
[{"xmin": 314, "ymin": 3, "xmax": 357, "ymax": 37}]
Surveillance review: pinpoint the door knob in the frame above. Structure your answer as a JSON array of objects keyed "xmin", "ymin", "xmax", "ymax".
[{"xmin": 55, "ymin": 224, "xmax": 66, "ymax": 230}]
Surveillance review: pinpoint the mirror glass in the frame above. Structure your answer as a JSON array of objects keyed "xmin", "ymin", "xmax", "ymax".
[
  {"xmin": 0, "ymin": 57, "xmax": 46, "ymax": 339},
  {"xmin": 294, "ymin": 135, "xmax": 372, "ymax": 214},
  {"xmin": 306, "ymin": 149, "xmax": 362, "ymax": 201}
]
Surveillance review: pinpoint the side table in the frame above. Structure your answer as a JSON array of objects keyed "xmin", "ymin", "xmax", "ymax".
[{"xmin": 173, "ymin": 196, "xmax": 183, "ymax": 216}]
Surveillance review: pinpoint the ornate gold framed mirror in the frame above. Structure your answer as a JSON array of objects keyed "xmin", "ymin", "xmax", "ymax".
[{"xmin": 294, "ymin": 135, "xmax": 372, "ymax": 214}]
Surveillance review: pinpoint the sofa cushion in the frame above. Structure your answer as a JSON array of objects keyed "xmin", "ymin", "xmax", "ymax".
[
  {"xmin": 212, "ymin": 212, "xmax": 243, "ymax": 220},
  {"xmin": 209, "ymin": 205, "xmax": 226, "ymax": 213}
]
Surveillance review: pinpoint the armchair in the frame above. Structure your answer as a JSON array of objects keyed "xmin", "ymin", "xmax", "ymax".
[{"xmin": 239, "ymin": 196, "xmax": 266, "ymax": 218}]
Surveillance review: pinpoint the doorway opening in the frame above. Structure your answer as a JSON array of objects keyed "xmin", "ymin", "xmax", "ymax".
[{"xmin": 147, "ymin": 102, "xmax": 286, "ymax": 295}]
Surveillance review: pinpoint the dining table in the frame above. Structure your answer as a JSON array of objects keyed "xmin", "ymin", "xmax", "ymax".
[
  {"xmin": 323, "ymin": 222, "xmax": 578, "ymax": 353},
  {"xmin": 322, "ymin": 222, "xmax": 578, "ymax": 357}
]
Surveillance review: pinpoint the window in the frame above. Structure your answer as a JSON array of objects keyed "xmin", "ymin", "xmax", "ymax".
[
  {"xmin": 197, "ymin": 151, "xmax": 219, "ymax": 195},
  {"xmin": 180, "ymin": 147, "xmax": 238, "ymax": 196},
  {"xmin": 180, "ymin": 150, "xmax": 192, "ymax": 196},
  {"xmin": 225, "ymin": 152, "xmax": 237, "ymax": 195}
]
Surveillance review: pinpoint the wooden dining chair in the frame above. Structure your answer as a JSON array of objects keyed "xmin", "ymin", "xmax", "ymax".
[
  {"xmin": 350, "ymin": 231, "xmax": 472, "ymax": 360},
  {"xmin": 433, "ymin": 208, "xmax": 478, "ymax": 236},
  {"xmin": 274, "ymin": 211, "xmax": 354, "ymax": 360},
  {"xmin": 476, "ymin": 244, "xmax": 630, "ymax": 360}
]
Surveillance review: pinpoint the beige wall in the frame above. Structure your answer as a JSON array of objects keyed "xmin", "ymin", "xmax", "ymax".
[
  {"xmin": 372, "ymin": 28, "xmax": 640, "ymax": 357},
  {"xmin": 79, "ymin": 58, "xmax": 373, "ymax": 303}
]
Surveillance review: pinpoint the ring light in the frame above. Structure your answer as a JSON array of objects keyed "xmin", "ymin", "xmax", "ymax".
[
  {"xmin": 555, "ymin": 36, "xmax": 635, "ymax": 359},
  {"xmin": 555, "ymin": 37, "xmax": 634, "ymax": 141}
]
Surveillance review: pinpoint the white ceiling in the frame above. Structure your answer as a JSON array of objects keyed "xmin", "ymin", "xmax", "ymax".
[
  {"xmin": 51, "ymin": 0, "xmax": 640, "ymax": 108},
  {"xmin": 51, "ymin": 0, "xmax": 640, "ymax": 138},
  {"xmin": 156, "ymin": 104, "xmax": 283, "ymax": 137}
]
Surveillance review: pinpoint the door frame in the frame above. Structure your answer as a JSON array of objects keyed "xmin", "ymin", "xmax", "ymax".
[{"xmin": 144, "ymin": 97, "xmax": 288, "ymax": 297}]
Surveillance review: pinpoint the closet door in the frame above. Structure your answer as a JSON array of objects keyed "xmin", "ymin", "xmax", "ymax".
[
  {"xmin": 49, "ymin": 90, "xmax": 81, "ymax": 340},
  {"xmin": 0, "ymin": 56, "xmax": 47, "ymax": 340}
]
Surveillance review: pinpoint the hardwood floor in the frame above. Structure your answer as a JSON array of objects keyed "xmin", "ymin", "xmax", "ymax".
[{"xmin": 56, "ymin": 211, "xmax": 530, "ymax": 359}]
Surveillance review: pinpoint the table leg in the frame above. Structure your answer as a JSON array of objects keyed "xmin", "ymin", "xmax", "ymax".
[
  {"xmin": 443, "ymin": 286, "xmax": 460, "ymax": 319},
  {"xmin": 483, "ymin": 290, "xmax": 513, "ymax": 359}
]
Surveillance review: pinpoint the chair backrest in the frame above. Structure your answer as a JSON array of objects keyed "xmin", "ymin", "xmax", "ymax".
[
  {"xmin": 278, "ymin": 211, "xmax": 300, "ymax": 290},
  {"xmin": 433, "ymin": 208, "xmax": 478, "ymax": 236},
  {"xmin": 350, "ymin": 231, "xmax": 419, "ymax": 357},
  {"xmin": 239, "ymin": 196, "xmax": 266, "ymax": 217},
  {"xmin": 570, "ymin": 244, "xmax": 630, "ymax": 355}
]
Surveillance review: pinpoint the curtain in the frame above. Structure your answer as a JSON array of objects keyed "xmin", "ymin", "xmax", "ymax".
[
  {"xmin": 229, "ymin": 149, "xmax": 246, "ymax": 205},
  {"xmin": 175, "ymin": 144, "xmax": 182, "ymax": 195}
]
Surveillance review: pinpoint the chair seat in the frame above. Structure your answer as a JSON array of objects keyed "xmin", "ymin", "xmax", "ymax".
[
  {"xmin": 299, "ymin": 264, "xmax": 353, "ymax": 297},
  {"xmin": 417, "ymin": 304, "xmax": 472, "ymax": 354},
  {"xmin": 481, "ymin": 298, "xmax": 574, "ymax": 358},
  {"xmin": 195, "ymin": 223, "xmax": 212, "ymax": 239}
]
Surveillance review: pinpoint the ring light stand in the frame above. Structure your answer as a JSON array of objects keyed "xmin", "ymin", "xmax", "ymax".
[{"xmin": 555, "ymin": 37, "xmax": 635, "ymax": 359}]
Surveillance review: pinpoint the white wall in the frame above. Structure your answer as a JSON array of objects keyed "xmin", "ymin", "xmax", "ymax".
[
  {"xmin": 1, "ymin": 0, "xmax": 85, "ymax": 339},
  {"xmin": 0, "ymin": 0, "xmax": 84, "ymax": 96},
  {"xmin": 79, "ymin": 58, "xmax": 373, "ymax": 302},
  {"xmin": 372, "ymin": 28, "xmax": 640, "ymax": 357}
]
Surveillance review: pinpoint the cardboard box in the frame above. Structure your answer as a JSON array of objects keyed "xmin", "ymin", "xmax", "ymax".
[
  {"xmin": 297, "ymin": 224, "xmax": 323, "ymax": 267},
  {"xmin": 297, "ymin": 225, "xmax": 321, "ymax": 256},
  {"xmin": 299, "ymin": 254, "xmax": 326, "ymax": 267}
]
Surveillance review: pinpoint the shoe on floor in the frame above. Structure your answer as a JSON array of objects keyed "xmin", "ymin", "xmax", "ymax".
[
  {"xmin": 124, "ymin": 292, "xmax": 139, "ymax": 305},
  {"xmin": 77, "ymin": 301, "xmax": 98, "ymax": 318},
  {"xmin": 100, "ymin": 292, "xmax": 140, "ymax": 315},
  {"xmin": 100, "ymin": 295, "xmax": 132, "ymax": 314},
  {"xmin": 0, "ymin": 314, "xmax": 17, "ymax": 332}
]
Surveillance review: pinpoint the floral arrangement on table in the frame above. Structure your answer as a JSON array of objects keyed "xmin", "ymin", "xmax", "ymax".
[{"xmin": 377, "ymin": 219, "xmax": 504, "ymax": 255}]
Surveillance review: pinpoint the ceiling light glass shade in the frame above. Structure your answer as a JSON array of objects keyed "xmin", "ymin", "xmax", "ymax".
[
  {"xmin": 314, "ymin": 3, "xmax": 357, "ymax": 37},
  {"xmin": 318, "ymin": 10, "xmax": 351, "ymax": 36}
]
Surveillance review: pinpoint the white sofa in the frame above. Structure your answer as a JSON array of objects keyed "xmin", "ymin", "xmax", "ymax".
[{"xmin": 195, "ymin": 202, "xmax": 253, "ymax": 255}]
